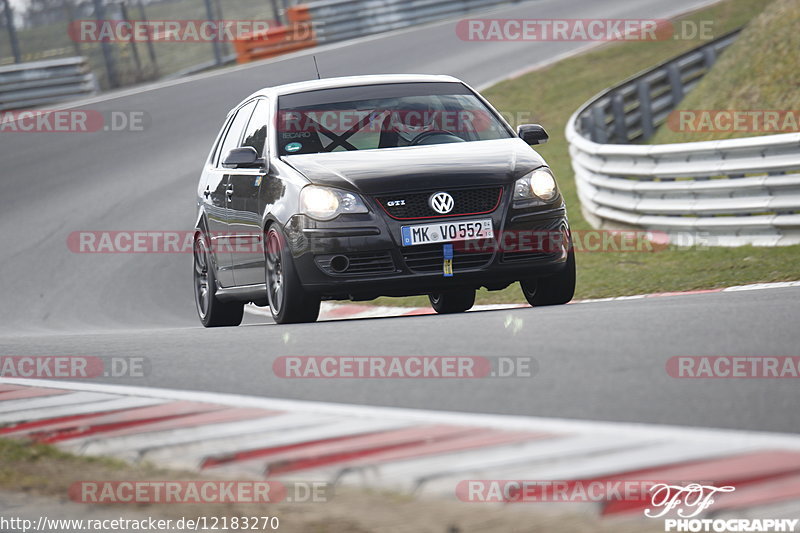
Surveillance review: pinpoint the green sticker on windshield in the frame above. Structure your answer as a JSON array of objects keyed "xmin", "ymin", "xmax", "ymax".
[{"xmin": 285, "ymin": 142, "xmax": 302, "ymax": 153}]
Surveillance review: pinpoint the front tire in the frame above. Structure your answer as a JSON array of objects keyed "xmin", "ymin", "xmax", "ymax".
[
  {"xmin": 429, "ymin": 289, "xmax": 476, "ymax": 314},
  {"xmin": 193, "ymin": 233, "xmax": 244, "ymax": 327},
  {"xmin": 521, "ymin": 250, "xmax": 576, "ymax": 307},
  {"xmin": 265, "ymin": 226, "xmax": 320, "ymax": 324}
]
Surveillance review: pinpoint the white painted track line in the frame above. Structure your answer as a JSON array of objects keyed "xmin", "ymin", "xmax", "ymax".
[
  {"xmin": 245, "ymin": 281, "xmax": 800, "ymax": 322},
  {"xmin": 3, "ymin": 378, "xmax": 800, "ymax": 449},
  {"xmin": 0, "ymin": 391, "xmax": 118, "ymax": 414},
  {"xmin": 490, "ymin": 441, "xmax": 765, "ymax": 481},
  {"xmin": 143, "ymin": 417, "xmax": 413, "ymax": 470},
  {"xmin": 73, "ymin": 413, "xmax": 334, "ymax": 458},
  {"xmin": 0, "ymin": 396, "xmax": 165, "ymax": 425}
]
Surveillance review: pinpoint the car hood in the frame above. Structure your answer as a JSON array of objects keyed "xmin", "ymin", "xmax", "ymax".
[{"xmin": 281, "ymin": 138, "xmax": 546, "ymax": 195}]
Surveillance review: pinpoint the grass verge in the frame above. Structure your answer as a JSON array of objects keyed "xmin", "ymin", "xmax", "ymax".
[
  {"xmin": 651, "ymin": 0, "xmax": 800, "ymax": 143},
  {"xmin": 368, "ymin": 0, "xmax": 800, "ymax": 308}
]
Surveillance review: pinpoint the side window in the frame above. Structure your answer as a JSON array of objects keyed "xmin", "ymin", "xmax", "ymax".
[
  {"xmin": 216, "ymin": 101, "xmax": 257, "ymax": 167},
  {"xmin": 242, "ymin": 99, "xmax": 269, "ymax": 157},
  {"xmin": 209, "ymin": 115, "xmax": 233, "ymax": 166}
]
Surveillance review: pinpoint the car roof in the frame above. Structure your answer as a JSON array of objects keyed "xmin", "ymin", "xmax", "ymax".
[{"xmin": 233, "ymin": 74, "xmax": 465, "ymax": 110}]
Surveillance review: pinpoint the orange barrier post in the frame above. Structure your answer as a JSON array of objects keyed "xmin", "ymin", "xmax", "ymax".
[
  {"xmin": 234, "ymin": 6, "xmax": 316, "ymax": 64},
  {"xmin": 286, "ymin": 5, "xmax": 312, "ymax": 24}
]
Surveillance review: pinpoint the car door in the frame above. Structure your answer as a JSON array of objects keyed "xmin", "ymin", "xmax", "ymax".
[
  {"xmin": 208, "ymin": 101, "xmax": 257, "ymax": 287},
  {"xmin": 228, "ymin": 98, "xmax": 270, "ymax": 287}
]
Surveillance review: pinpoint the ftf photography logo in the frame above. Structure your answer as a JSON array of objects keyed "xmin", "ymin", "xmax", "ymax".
[{"xmin": 645, "ymin": 483, "xmax": 798, "ymax": 532}]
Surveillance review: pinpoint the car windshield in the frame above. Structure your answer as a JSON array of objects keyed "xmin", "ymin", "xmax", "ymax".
[{"xmin": 276, "ymin": 82, "xmax": 513, "ymax": 156}]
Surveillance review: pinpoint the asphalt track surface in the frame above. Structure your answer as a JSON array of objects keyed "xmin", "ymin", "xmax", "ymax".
[{"xmin": 2, "ymin": 0, "xmax": 797, "ymax": 433}]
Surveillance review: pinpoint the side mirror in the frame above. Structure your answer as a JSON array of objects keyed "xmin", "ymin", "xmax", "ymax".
[
  {"xmin": 222, "ymin": 147, "xmax": 264, "ymax": 169},
  {"xmin": 517, "ymin": 124, "xmax": 549, "ymax": 145}
]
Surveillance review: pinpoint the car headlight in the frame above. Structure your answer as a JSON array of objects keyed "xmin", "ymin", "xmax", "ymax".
[
  {"xmin": 514, "ymin": 167, "xmax": 558, "ymax": 204},
  {"xmin": 299, "ymin": 185, "xmax": 369, "ymax": 221}
]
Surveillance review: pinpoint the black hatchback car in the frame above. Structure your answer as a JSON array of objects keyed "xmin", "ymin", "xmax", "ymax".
[{"xmin": 194, "ymin": 75, "xmax": 575, "ymax": 326}]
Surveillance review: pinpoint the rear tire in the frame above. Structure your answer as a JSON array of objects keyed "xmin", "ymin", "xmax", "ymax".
[
  {"xmin": 265, "ymin": 225, "xmax": 321, "ymax": 324},
  {"xmin": 521, "ymin": 250, "xmax": 576, "ymax": 307},
  {"xmin": 429, "ymin": 289, "xmax": 476, "ymax": 314},
  {"xmin": 193, "ymin": 233, "xmax": 244, "ymax": 327}
]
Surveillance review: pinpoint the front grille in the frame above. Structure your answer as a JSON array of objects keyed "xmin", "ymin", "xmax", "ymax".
[
  {"xmin": 315, "ymin": 251, "xmax": 396, "ymax": 276},
  {"xmin": 402, "ymin": 243, "xmax": 493, "ymax": 273},
  {"xmin": 376, "ymin": 187, "xmax": 502, "ymax": 220}
]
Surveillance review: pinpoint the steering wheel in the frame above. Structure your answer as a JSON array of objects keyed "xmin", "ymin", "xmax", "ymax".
[{"xmin": 409, "ymin": 130, "xmax": 464, "ymax": 146}]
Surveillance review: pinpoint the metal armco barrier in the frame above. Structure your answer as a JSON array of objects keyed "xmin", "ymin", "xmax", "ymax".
[
  {"xmin": 302, "ymin": 0, "xmax": 519, "ymax": 43},
  {"xmin": 565, "ymin": 30, "xmax": 800, "ymax": 246},
  {"xmin": 0, "ymin": 57, "xmax": 98, "ymax": 111}
]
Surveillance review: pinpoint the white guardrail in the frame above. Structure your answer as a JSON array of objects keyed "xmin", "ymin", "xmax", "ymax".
[
  {"xmin": 0, "ymin": 57, "xmax": 98, "ymax": 112},
  {"xmin": 565, "ymin": 30, "xmax": 800, "ymax": 246},
  {"xmin": 303, "ymin": 0, "xmax": 522, "ymax": 43}
]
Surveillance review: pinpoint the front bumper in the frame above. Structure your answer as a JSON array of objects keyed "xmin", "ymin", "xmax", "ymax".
[{"xmin": 284, "ymin": 189, "xmax": 570, "ymax": 300}]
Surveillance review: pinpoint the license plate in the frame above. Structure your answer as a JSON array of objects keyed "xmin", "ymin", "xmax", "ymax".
[{"xmin": 401, "ymin": 219, "xmax": 493, "ymax": 246}]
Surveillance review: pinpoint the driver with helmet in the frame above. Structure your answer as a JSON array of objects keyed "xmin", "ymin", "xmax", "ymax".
[{"xmin": 378, "ymin": 99, "xmax": 465, "ymax": 147}]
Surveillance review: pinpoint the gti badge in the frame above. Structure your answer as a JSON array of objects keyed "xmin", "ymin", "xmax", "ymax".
[
  {"xmin": 386, "ymin": 200, "xmax": 406, "ymax": 207},
  {"xmin": 429, "ymin": 192, "xmax": 455, "ymax": 214}
]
